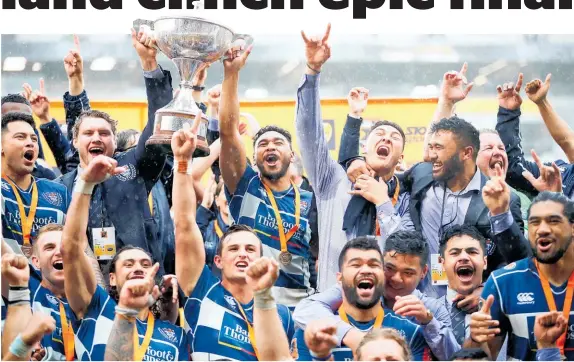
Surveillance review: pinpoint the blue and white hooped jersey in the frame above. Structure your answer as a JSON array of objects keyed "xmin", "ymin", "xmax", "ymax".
[
  {"xmin": 225, "ymin": 165, "xmax": 314, "ymax": 307},
  {"xmin": 294, "ymin": 303, "xmax": 431, "ymax": 361},
  {"xmin": 28, "ymin": 264, "xmax": 76, "ymax": 361},
  {"xmin": 483, "ymin": 257, "xmax": 574, "ymax": 361},
  {"xmin": 74, "ymin": 286, "xmax": 189, "ymax": 361},
  {"xmin": 184, "ymin": 266, "xmax": 295, "ymax": 361},
  {"xmin": 1, "ymin": 177, "xmax": 69, "ymax": 253}
]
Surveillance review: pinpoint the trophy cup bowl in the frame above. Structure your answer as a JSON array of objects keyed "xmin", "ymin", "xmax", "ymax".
[{"xmin": 137, "ymin": 16, "xmax": 253, "ymax": 157}]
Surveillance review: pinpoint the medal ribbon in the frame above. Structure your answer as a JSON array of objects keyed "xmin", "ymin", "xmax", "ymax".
[
  {"xmin": 262, "ymin": 181, "xmax": 300, "ymax": 258},
  {"xmin": 2, "ymin": 176, "xmax": 38, "ymax": 248},
  {"xmin": 375, "ymin": 175, "xmax": 400, "ymax": 237},
  {"xmin": 133, "ymin": 312, "xmax": 155, "ymax": 361},
  {"xmin": 214, "ymin": 218, "xmax": 224, "ymax": 238},
  {"xmin": 179, "ymin": 307, "xmax": 185, "ymax": 328},
  {"xmin": 338, "ymin": 304, "xmax": 384, "ymax": 330},
  {"xmin": 59, "ymin": 302, "xmax": 75, "ymax": 361},
  {"xmin": 236, "ymin": 301, "xmax": 260, "ymax": 360},
  {"xmin": 535, "ymin": 259, "xmax": 574, "ymax": 357}
]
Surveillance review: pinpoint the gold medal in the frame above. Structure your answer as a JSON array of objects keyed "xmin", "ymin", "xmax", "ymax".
[
  {"xmin": 21, "ymin": 244, "xmax": 33, "ymax": 258},
  {"xmin": 279, "ymin": 251, "xmax": 292, "ymax": 266}
]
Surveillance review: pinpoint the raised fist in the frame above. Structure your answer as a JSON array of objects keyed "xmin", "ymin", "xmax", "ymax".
[
  {"xmin": 81, "ymin": 155, "xmax": 127, "ymax": 184},
  {"xmin": 245, "ymin": 257, "xmax": 279, "ymax": 293},
  {"xmin": 1, "ymin": 253, "xmax": 30, "ymax": 286}
]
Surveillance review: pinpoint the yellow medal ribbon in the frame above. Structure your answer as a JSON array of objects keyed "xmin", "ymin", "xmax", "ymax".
[
  {"xmin": 535, "ymin": 260, "xmax": 574, "ymax": 357},
  {"xmin": 133, "ymin": 312, "xmax": 155, "ymax": 361},
  {"xmin": 59, "ymin": 302, "xmax": 75, "ymax": 361},
  {"xmin": 262, "ymin": 181, "xmax": 300, "ymax": 262},
  {"xmin": 2, "ymin": 176, "xmax": 39, "ymax": 254},
  {"xmin": 236, "ymin": 301, "xmax": 260, "ymax": 360},
  {"xmin": 214, "ymin": 218, "xmax": 224, "ymax": 238},
  {"xmin": 338, "ymin": 304, "xmax": 385, "ymax": 330}
]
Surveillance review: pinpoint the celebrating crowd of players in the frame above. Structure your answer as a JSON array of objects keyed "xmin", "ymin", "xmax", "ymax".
[{"xmin": 1, "ymin": 24, "xmax": 573, "ymax": 361}]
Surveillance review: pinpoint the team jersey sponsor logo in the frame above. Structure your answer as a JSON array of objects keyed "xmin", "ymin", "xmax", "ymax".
[
  {"xmin": 516, "ymin": 292, "xmax": 535, "ymax": 305},
  {"xmin": 42, "ymin": 192, "xmax": 63, "ymax": 207}
]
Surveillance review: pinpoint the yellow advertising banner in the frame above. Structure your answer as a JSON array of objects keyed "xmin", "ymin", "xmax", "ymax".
[
  {"xmin": 38, "ymin": 97, "xmax": 439, "ymax": 168},
  {"xmin": 37, "ymin": 97, "xmax": 540, "ymax": 170}
]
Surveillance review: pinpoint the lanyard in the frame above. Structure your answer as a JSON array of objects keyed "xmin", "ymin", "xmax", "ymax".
[
  {"xmin": 2, "ymin": 176, "xmax": 38, "ymax": 250},
  {"xmin": 235, "ymin": 301, "xmax": 260, "ymax": 360},
  {"xmin": 214, "ymin": 218, "xmax": 224, "ymax": 238},
  {"xmin": 535, "ymin": 260, "xmax": 574, "ymax": 357},
  {"xmin": 133, "ymin": 312, "xmax": 155, "ymax": 361},
  {"xmin": 375, "ymin": 176, "xmax": 400, "ymax": 236},
  {"xmin": 338, "ymin": 304, "xmax": 384, "ymax": 330},
  {"xmin": 58, "ymin": 302, "xmax": 75, "ymax": 361},
  {"xmin": 262, "ymin": 181, "xmax": 300, "ymax": 253},
  {"xmin": 179, "ymin": 307, "xmax": 185, "ymax": 328}
]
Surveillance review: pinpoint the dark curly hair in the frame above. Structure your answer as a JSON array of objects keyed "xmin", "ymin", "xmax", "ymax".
[
  {"xmin": 430, "ymin": 116, "xmax": 480, "ymax": 161},
  {"xmin": 105, "ymin": 246, "xmax": 170, "ymax": 319},
  {"xmin": 252, "ymin": 125, "xmax": 292, "ymax": 149}
]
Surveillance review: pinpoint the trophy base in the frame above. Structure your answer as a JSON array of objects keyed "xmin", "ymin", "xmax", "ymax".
[{"xmin": 146, "ymin": 132, "xmax": 210, "ymax": 158}]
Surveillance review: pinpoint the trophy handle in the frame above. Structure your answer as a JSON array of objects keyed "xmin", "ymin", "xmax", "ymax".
[{"xmin": 223, "ymin": 34, "xmax": 254, "ymax": 60}]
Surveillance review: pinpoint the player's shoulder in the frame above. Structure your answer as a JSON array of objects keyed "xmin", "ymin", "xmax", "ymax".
[
  {"xmin": 384, "ymin": 308, "xmax": 420, "ymax": 334},
  {"xmin": 490, "ymin": 258, "xmax": 532, "ymax": 280},
  {"xmin": 35, "ymin": 177, "xmax": 68, "ymax": 192}
]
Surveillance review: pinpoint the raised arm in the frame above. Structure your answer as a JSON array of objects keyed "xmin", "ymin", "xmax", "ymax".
[
  {"xmin": 131, "ymin": 28, "xmax": 172, "ymax": 174},
  {"xmin": 295, "ymin": 24, "xmax": 347, "ymax": 197},
  {"xmin": 61, "ymin": 155, "xmax": 126, "ymax": 318},
  {"xmin": 423, "ymin": 63, "xmax": 473, "ymax": 162},
  {"xmin": 246, "ymin": 257, "xmax": 293, "ymax": 361},
  {"xmin": 63, "ymin": 35, "xmax": 89, "ymax": 142},
  {"xmin": 218, "ymin": 45, "xmax": 252, "ymax": 194},
  {"xmin": 337, "ymin": 87, "xmax": 368, "ymax": 166},
  {"xmin": 526, "ymin": 74, "xmax": 574, "ymax": 163},
  {"xmin": 172, "ymin": 114, "xmax": 206, "ymax": 296},
  {"xmin": 1, "ymin": 254, "xmax": 32, "ymax": 358}
]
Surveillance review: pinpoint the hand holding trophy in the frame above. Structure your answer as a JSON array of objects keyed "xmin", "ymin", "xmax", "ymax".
[{"xmin": 134, "ymin": 16, "xmax": 253, "ymax": 157}]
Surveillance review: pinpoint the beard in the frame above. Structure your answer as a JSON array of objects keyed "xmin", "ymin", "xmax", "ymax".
[
  {"xmin": 433, "ymin": 153, "xmax": 464, "ymax": 183},
  {"xmin": 257, "ymin": 157, "xmax": 291, "ymax": 181},
  {"xmin": 342, "ymin": 279, "xmax": 384, "ymax": 310},
  {"xmin": 532, "ymin": 237, "xmax": 572, "ymax": 264}
]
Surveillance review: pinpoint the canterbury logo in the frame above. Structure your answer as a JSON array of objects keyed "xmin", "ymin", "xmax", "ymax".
[{"xmin": 517, "ymin": 293, "xmax": 535, "ymax": 304}]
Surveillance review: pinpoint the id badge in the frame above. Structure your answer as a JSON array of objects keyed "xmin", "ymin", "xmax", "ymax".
[
  {"xmin": 430, "ymin": 253, "xmax": 448, "ymax": 285},
  {"xmin": 92, "ymin": 227, "xmax": 116, "ymax": 260}
]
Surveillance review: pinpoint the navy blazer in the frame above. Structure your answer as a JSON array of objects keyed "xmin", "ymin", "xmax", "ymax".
[{"xmin": 58, "ymin": 69, "xmax": 173, "ymax": 275}]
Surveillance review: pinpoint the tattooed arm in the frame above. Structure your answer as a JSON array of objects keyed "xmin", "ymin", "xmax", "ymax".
[{"xmin": 104, "ymin": 315, "xmax": 135, "ymax": 361}]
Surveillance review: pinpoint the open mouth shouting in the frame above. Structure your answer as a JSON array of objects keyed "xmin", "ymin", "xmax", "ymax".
[
  {"xmin": 536, "ymin": 238, "xmax": 555, "ymax": 253},
  {"xmin": 455, "ymin": 264, "xmax": 475, "ymax": 283},
  {"xmin": 23, "ymin": 149, "xmax": 36, "ymax": 165},
  {"xmin": 264, "ymin": 153, "xmax": 279, "ymax": 167},
  {"xmin": 376, "ymin": 145, "xmax": 390, "ymax": 158},
  {"xmin": 235, "ymin": 260, "xmax": 249, "ymax": 272},
  {"xmin": 52, "ymin": 260, "xmax": 64, "ymax": 271},
  {"xmin": 355, "ymin": 275, "xmax": 376, "ymax": 298},
  {"xmin": 489, "ymin": 158, "xmax": 505, "ymax": 171},
  {"xmin": 129, "ymin": 272, "xmax": 146, "ymax": 280},
  {"xmin": 88, "ymin": 145, "xmax": 105, "ymax": 157}
]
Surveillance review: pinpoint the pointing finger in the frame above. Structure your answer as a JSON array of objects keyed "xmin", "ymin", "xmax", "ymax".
[
  {"xmin": 515, "ymin": 73, "xmax": 523, "ymax": 92},
  {"xmin": 481, "ymin": 295, "xmax": 495, "ymax": 314},
  {"xmin": 190, "ymin": 111, "xmax": 202, "ymax": 135},
  {"xmin": 301, "ymin": 30, "xmax": 310, "ymax": 43},
  {"xmin": 544, "ymin": 73, "xmax": 552, "ymax": 86},
  {"xmin": 39, "ymin": 78, "xmax": 45, "ymax": 95},
  {"xmin": 460, "ymin": 62, "xmax": 468, "ymax": 76},
  {"xmin": 322, "ymin": 23, "xmax": 332, "ymax": 43},
  {"xmin": 531, "ymin": 149, "xmax": 544, "ymax": 169}
]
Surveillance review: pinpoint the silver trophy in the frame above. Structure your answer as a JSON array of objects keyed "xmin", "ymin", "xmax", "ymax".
[{"xmin": 134, "ymin": 16, "xmax": 253, "ymax": 157}]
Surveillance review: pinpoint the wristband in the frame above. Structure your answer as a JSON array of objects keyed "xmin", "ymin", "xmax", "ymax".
[
  {"xmin": 115, "ymin": 305, "xmax": 140, "ymax": 319},
  {"xmin": 174, "ymin": 159, "xmax": 193, "ymax": 175},
  {"xmin": 192, "ymin": 85, "xmax": 205, "ymax": 91},
  {"xmin": 9, "ymin": 286, "xmax": 30, "ymax": 306},
  {"xmin": 310, "ymin": 350, "xmax": 333, "ymax": 361},
  {"xmin": 9, "ymin": 334, "xmax": 34, "ymax": 358},
  {"xmin": 73, "ymin": 178, "xmax": 96, "ymax": 195},
  {"xmin": 307, "ymin": 63, "xmax": 321, "ymax": 74},
  {"xmin": 254, "ymin": 287, "xmax": 276, "ymax": 310}
]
